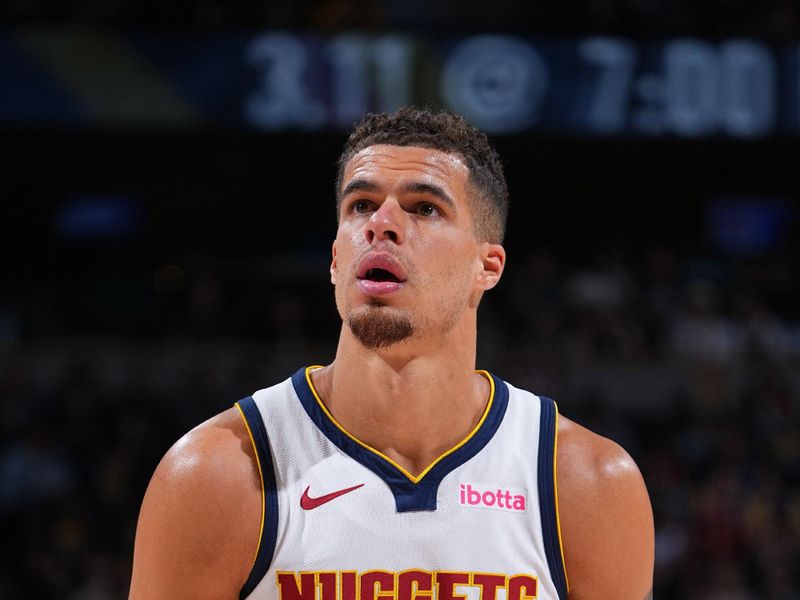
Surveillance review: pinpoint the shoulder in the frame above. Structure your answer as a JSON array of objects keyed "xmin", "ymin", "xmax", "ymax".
[
  {"xmin": 556, "ymin": 415, "xmax": 646, "ymax": 499},
  {"xmin": 555, "ymin": 414, "xmax": 654, "ymax": 600},
  {"xmin": 147, "ymin": 407, "xmax": 262, "ymax": 519},
  {"xmin": 152, "ymin": 406, "xmax": 260, "ymax": 497},
  {"xmin": 129, "ymin": 407, "xmax": 262, "ymax": 600}
]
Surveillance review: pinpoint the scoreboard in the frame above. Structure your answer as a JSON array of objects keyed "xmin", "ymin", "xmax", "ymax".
[
  {"xmin": 244, "ymin": 33, "xmax": 795, "ymax": 137},
  {"xmin": 3, "ymin": 30, "xmax": 799, "ymax": 138}
]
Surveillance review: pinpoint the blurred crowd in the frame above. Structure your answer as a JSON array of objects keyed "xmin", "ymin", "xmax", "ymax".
[
  {"xmin": 0, "ymin": 241, "xmax": 798, "ymax": 598},
  {"xmin": 1, "ymin": 0, "xmax": 799, "ymax": 39},
  {"xmin": 3, "ymin": 0, "xmax": 798, "ymax": 597}
]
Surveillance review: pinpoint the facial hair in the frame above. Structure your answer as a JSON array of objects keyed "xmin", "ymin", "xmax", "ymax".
[{"xmin": 347, "ymin": 304, "xmax": 414, "ymax": 349}]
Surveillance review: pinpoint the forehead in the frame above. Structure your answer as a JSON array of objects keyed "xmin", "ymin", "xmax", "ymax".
[{"xmin": 341, "ymin": 145, "xmax": 470, "ymax": 192}]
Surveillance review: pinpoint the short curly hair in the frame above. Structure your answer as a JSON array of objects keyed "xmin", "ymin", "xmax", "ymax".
[{"xmin": 336, "ymin": 107, "xmax": 508, "ymax": 243}]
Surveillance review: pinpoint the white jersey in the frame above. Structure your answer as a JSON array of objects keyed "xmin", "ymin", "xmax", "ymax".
[{"xmin": 235, "ymin": 367, "xmax": 568, "ymax": 600}]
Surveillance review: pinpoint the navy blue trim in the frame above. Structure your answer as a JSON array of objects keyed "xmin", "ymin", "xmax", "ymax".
[
  {"xmin": 537, "ymin": 397, "xmax": 568, "ymax": 600},
  {"xmin": 291, "ymin": 367, "xmax": 509, "ymax": 512},
  {"xmin": 236, "ymin": 396, "xmax": 279, "ymax": 600}
]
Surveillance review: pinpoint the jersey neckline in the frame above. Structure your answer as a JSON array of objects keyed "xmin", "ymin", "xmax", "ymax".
[{"xmin": 291, "ymin": 365, "xmax": 510, "ymax": 512}]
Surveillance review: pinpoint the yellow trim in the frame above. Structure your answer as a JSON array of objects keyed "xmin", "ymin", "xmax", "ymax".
[
  {"xmin": 235, "ymin": 402, "xmax": 266, "ymax": 569},
  {"xmin": 552, "ymin": 404, "xmax": 570, "ymax": 592},
  {"xmin": 304, "ymin": 366, "xmax": 495, "ymax": 484}
]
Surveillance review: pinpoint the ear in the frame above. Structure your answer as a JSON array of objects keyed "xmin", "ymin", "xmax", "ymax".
[
  {"xmin": 477, "ymin": 243, "xmax": 505, "ymax": 291},
  {"xmin": 330, "ymin": 241, "xmax": 338, "ymax": 285}
]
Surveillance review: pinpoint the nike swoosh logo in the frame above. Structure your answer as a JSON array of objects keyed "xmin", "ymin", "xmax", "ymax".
[{"xmin": 300, "ymin": 483, "xmax": 364, "ymax": 510}]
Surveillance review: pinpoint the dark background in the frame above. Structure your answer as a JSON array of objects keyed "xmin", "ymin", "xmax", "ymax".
[{"xmin": 2, "ymin": 1, "xmax": 800, "ymax": 598}]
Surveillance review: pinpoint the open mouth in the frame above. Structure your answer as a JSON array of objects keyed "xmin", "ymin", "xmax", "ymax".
[
  {"xmin": 363, "ymin": 268, "xmax": 401, "ymax": 283},
  {"xmin": 356, "ymin": 253, "xmax": 407, "ymax": 285}
]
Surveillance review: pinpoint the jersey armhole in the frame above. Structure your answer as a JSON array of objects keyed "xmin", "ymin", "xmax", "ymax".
[
  {"xmin": 537, "ymin": 397, "xmax": 569, "ymax": 599},
  {"xmin": 235, "ymin": 396, "xmax": 279, "ymax": 599}
]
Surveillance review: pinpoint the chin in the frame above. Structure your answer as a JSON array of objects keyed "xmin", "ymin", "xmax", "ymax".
[{"xmin": 347, "ymin": 305, "xmax": 414, "ymax": 349}]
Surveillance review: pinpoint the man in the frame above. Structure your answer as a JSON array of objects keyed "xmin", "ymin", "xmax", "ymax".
[{"xmin": 129, "ymin": 107, "xmax": 654, "ymax": 599}]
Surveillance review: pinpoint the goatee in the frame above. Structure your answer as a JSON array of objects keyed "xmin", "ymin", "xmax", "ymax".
[{"xmin": 348, "ymin": 306, "xmax": 413, "ymax": 348}]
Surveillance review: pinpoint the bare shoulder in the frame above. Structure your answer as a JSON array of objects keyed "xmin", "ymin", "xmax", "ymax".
[
  {"xmin": 148, "ymin": 407, "xmax": 259, "ymax": 499},
  {"xmin": 556, "ymin": 415, "xmax": 647, "ymax": 500},
  {"xmin": 556, "ymin": 415, "xmax": 654, "ymax": 600},
  {"xmin": 129, "ymin": 407, "xmax": 262, "ymax": 600}
]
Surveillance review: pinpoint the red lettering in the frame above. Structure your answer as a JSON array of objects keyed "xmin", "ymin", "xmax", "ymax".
[
  {"xmin": 482, "ymin": 491, "xmax": 496, "ymax": 506},
  {"xmin": 361, "ymin": 571, "xmax": 394, "ymax": 600},
  {"xmin": 471, "ymin": 574, "xmax": 507, "ymax": 600},
  {"xmin": 436, "ymin": 572, "xmax": 470, "ymax": 600},
  {"xmin": 277, "ymin": 572, "xmax": 317, "ymax": 600},
  {"xmin": 398, "ymin": 570, "xmax": 433, "ymax": 600},
  {"xmin": 512, "ymin": 495, "xmax": 526, "ymax": 511},
  {"xmin": 467, "ymin": 485, "xmax": 481, "ymax": 505},
  {"xmin": 277, "ymin": 570, "xmax": 538, "ymax": 600},
  {"xmin": 318, "ymin": 573, "xmax": 337, "ymax": 600},
  {"xmin": 508, "ymin": 575, "xmax": 538, "ymax": 600},
  {"xmin": 341, "ymin": 571, "xmax": 358, "ymax": 600}
]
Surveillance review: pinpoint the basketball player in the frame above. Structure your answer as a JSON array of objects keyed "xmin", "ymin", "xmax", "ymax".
[{"xmin": 129, "ymin": 108, "xmax": 654, "ymax": 599}]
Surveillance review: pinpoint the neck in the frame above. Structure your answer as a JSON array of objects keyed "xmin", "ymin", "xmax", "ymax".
[{"xmin": 310, "ymin": 322, "xmax": 490, "ymax": 477}]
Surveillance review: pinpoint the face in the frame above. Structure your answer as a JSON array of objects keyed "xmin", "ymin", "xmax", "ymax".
[{"xmin": 331, "ymin": 144, "xmax": 505, "ymax": 350}]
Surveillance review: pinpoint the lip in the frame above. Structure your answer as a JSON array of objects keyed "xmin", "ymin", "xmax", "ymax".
[
  {"xmin": 356, "ymin": 252, "xmax": 407, "ymax": 296},
  {"xmin": 356, "ymin": 253, "xmax": 408, "ymax": 282},
  {"xmin": 356, "ymin": 279, "xmax": 405, "ymax": 296}
]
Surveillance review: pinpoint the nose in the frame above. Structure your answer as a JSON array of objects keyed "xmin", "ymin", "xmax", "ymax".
[{"xmin": 364, "ymin": 199, "xmax": 405, "ymax": 245}]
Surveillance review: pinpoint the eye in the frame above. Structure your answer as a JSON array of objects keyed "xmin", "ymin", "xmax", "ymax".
[
  {"xmin": 416, "ymin": 202, "xmax": 439, "ymax": 217},
  {"xmin": 351, "ymin": 199, "xmax": 372, "ymax": 214}
]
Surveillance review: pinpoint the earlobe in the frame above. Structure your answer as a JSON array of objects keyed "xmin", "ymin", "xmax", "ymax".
[
  {"xmin": 479, "ymin": 243, "xmax": 506, "ymax": 290},
  {"xmin": 330, "ymin": 242, "xmax": 337, "ymax": 285}
]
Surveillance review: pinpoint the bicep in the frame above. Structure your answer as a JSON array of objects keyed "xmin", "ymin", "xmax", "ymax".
[
  {"xmin": 557, "ymin": 422, "xmax": 654, "ymax": 599},
  {"xmin": 129, "ymin": 416, "xmax": 261, "ymax": 599}
]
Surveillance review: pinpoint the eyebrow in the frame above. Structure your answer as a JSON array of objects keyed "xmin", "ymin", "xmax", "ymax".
[
  {"xmin": 340, "ymin": 179, "xmax": 381, "ymax": 199},
  {"xmin": 401, "ymin": 182, "xmax": 455, "ymax": 208},
  {"xmin": 340, "ymin": 179, "xmax": 455, "ymax": 208}
]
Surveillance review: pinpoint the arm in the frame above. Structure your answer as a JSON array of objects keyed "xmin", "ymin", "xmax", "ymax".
[
  {"xmin": 556, "ymin": 416, "xmax": 654, "ymax": 599},
  {"xmin": 129, "ymin": 408, "xmax": 262, "ymax": 600}
]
